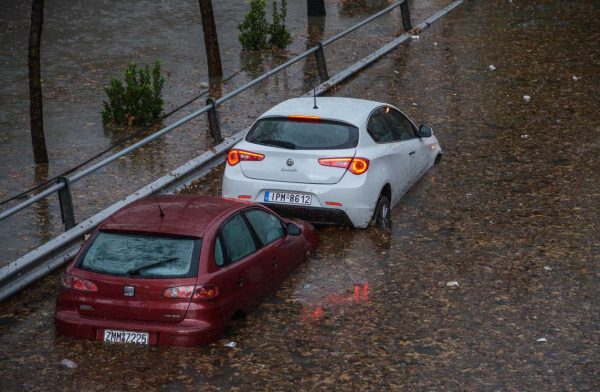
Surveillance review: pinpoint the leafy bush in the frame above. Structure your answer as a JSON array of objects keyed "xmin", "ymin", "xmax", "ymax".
[
  {"xmin": 239, "ymin": 0, "xmax": 269, "ymax": 51},
  {"xmin": 102, "ymin": 61, "xmax": 164, "ymax": 126},
  {"xmin": 239, "ymin": 0, "xmax": 291, "ymax": 51},
  {"xmin": 269, "ymin": 0, "xmax": 290, "ymax": 49}
]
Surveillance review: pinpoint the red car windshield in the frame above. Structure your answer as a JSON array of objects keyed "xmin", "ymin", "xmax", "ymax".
[{"xmin": 77, "ymin": 232, "xmax": 200, "ymax": 278}]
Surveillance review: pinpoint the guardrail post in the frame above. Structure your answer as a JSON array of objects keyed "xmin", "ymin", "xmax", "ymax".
[
  {"xmin": 206, "ymin": 97, "xmax": 223, "ymax": 144},
  {"xmin": 56, "ymin": 176, "xmax": 76, "ymax": 231},
  {"xmin": 315, "ymin": 42, "xmax": 329, "ymax": 82},
  {"xmin": 400, "ymin": 0, "xmax": 412, "ymax": 31}
]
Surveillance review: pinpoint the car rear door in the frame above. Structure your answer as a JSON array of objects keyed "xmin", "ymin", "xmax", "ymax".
[
  {"xmin": 70, "ymin": 272, "xmax": 198, "ymax": 324},
  {"xmin": 215, "ymin": 213, "xmax": 269, "ymax": 315},
  {"xmin": 70, "ymin": 232, "xmax": 201, "ymax": 324},
  {"xmin": 240, "ymin": 117, "xmax": 360, "ymax": 184}
]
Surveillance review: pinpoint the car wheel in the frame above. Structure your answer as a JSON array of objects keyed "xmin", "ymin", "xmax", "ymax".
[{"xmin": 371, "ymin": 194, "xmax": 391, "ymax": 230}]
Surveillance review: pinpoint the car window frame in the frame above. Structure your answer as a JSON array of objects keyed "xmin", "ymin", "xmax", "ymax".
[
  {"xmin": 366, "ymin": 105, "xmax": 419, "ymax": 144},
  {"xmin": 75, "ymin": 230, "xmax": 202, "ymax": 279},
  {"xmin": 245, "ymin": 116, "xmax": 360, "ymax": 150},
  {"xmin": 214, "ymin": 211, "xmax": 264, "ymax": 267},
  {"xmin": 242, "ymin": 208, "xmax": 286, "ymax": 247},
  {"xmin": 384, "ymin": 106, "xmax": 419, "ymax": 141},
  {"xmin": 366, "ymin": 108, "xmax": 395, "ymax": 144}
]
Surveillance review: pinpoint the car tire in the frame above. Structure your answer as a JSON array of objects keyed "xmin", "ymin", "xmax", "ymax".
[{"xmin": 371, "ymin": 194, "xmax": 391, "ymax": 230}]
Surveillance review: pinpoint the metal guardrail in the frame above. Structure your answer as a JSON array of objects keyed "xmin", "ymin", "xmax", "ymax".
[
  {"xmin": 0, "ymin": 0, "xmax": 464, "ymax": 301},
  {"xmin": 0, "ymin": 0, "xmax": 411, "ymax": 226}
]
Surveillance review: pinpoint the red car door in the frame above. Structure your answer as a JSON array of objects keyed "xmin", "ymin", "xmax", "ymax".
[
  {"xmin": 214, "ymin": 213, "xmax": 269, "ymax": 318},
  {"xmin": 243, "ymin": 209, "xmax": 305, "ymax": 291}
]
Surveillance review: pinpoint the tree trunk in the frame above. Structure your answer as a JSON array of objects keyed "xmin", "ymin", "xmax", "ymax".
[
  {"xmin": 307, "ymin": 0, "xmax": 326, "ymax": 16},
  {"xmin": 28, "ymin": 0, "xmax": 48, "ymax": 164},
  {"xmin": 198, "ymin": 0, "xmax": 223, "ymax": 79}
]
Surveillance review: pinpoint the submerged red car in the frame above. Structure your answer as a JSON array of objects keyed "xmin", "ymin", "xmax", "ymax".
[{"xmin": 54, "ymin": 195, "xmax": 318, "ymax": 346}]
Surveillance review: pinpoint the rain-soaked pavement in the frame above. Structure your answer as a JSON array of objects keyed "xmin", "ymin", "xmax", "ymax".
[{"xmin": 1, "ymin": 0, "xmax": 599, "ymax": 390}]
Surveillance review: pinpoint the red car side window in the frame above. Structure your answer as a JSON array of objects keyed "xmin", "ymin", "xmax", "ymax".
[{"xmin": 219, "ymin": 214, "xmax": 257, "ymax": 263}]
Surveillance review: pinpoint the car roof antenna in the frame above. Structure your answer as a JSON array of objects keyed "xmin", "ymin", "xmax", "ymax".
[
  {"xmin": 154, "ymin": 196, "xmax": 165, "ymax": 219},
  {"xmin": 313, "ymin": 87, "xmax": 318, "ymax": 110}
]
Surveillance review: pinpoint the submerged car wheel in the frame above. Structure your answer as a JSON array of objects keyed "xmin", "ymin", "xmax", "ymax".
[{"xmin": 371, "ymin": 194, "xmax": 391, "ymax": 230}]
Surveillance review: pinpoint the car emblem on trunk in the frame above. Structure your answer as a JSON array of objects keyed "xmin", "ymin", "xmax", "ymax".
[
  {"xmin": 286, "ymin": 158, "xmax": 294, "ymax": 166},
  {"xmin": 124, "ymin": 285, "xmax": 135, "ymax": 297}
]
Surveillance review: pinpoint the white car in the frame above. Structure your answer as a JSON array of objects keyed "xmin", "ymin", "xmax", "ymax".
[{"xmin": 222, "ymin": 97, "xmax": 442, "ymax": 228}]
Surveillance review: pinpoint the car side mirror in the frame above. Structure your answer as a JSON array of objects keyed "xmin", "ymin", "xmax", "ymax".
[
  {"xmin": 418, "ymin": 124, "xmax": 433, "ymax": 138},
  {"xmin": 286, "ymin": 222, "xmax": 302, "ymax": 236}
]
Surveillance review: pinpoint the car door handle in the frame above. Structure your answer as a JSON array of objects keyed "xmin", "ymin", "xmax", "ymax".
[
  {"xmin": 271, "ymin": 257, "xmax": 278, "ymax": 267},
  {"xmin": 409, "ymin": 151, "xmax": 416, "ymax": 156},
  {"xmin": 236, "ymin": 277, "xmax": 244, "ymax": 287}
]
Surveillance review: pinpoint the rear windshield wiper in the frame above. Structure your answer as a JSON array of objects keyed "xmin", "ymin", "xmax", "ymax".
[
  {"xmin": 258, "ymin": 139, "xmax": 296, "ymax": 149},
  {"xmin": 127, "ymin": 257, "xmax": 178, "ymax": 276}
]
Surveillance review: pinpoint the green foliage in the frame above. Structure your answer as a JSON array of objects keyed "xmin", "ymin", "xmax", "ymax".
[
  {"xmin": 102, "ymin": 61, "xmax": 164, "ymax": 126},
  {"xmin": 269, "ymin": 0, "xmax": 290, "ymax": 49},
  {"xmin": 239, "ymin": 0, "xmax": 291, "ymax": 51},
  {"xmin": 239, "ymin": 0, "xmax": 269, "ymax": 51}
]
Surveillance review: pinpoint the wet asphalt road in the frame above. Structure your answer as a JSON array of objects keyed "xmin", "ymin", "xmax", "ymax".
[
  {"xmin": 0, "ymin": 0, "xmax": 599, "ymax": 391},
  {"xmin": 0, "ymin": 0, "xmax": 446, "ymax": 266}
]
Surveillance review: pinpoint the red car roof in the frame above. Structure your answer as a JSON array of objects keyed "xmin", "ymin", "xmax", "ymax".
[{"xmin": 100, "ymin": 195, "xmax": 245, "ymax": 238}]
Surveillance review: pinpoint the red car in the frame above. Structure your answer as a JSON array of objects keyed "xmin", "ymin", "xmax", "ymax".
[{"xmin": 54, "ymin": 195, "xmax": 318, "ymax": 346}]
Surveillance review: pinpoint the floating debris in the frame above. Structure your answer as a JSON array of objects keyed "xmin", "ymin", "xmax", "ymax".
[
  {"xmin": 224, "ymin": 341, "xmax": 237, "ymax": 348},
  {"xmin": 521, "ymin": 134, "xmax": 529, "ymax": 139},
  {"xmin": 536, "ymin": 337, "xmax": 547, "ymax": 342},
  {"xmin": 544, "ymin": 266, "xmax": 553, "ymax": 271},
  {"xmin": 446, "ymin": 281, "xmax": 459, "ymax": 287},
  {"xmin": 60, "ymin": 359, "xmax": 77, "ymax": 369},
  {"xmin": 411, "ymin": 35, "xmax": 420, "ymax": 40},
  {"xmin": 523, "ymin": 95, "xmax": 531, "ymax": 102},
  {"xmin": 488, "ymin": 65, "xmax": 496, "ymax": 71}
]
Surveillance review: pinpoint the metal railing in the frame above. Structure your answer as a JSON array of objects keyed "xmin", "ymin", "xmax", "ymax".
[{"xmin": 0, "ymin": 0, "xmax": 411, "ymax": 228}]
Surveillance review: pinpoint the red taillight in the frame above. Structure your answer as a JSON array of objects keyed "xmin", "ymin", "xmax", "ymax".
[
  {"xmin": 162, "ymin": 285, "xmax": 219, "ymax": 300},
  {"xmin": 61, "ymin": 272, "xmax": 98, "ymax": 292},
  {"xmin": 318, "ymin": 157, "xmax": 370, "ymax": 175},
  {"xmin": 194, "ymin": 285, "xmax": 219, "ymax": 299},
  {"xmin": 227, "ymin": 149, "xmax": 265, "ymax": 166}
]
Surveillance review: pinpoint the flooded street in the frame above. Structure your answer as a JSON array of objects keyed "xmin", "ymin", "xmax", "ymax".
[
  {"xmin": 0, "ymin": 0, "xmax": 448, "ymax": 266},
  {"xmin": 0, "ymin": 0, "xmax": 599, "ymax": 391}
]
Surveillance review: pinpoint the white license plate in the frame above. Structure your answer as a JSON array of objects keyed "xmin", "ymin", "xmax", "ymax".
[
  {"xmin": 104, "ymin": 329, "xmax": 149, "ymax": 345},
  {"xmin": 264, "ymin": 191, "xmax": 312, "ymax": 205}
]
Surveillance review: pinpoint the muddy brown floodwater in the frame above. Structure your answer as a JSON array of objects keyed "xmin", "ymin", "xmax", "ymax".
[{"xmin": 0, "ymin": 0, "xmax": 599, "ymax": 391}]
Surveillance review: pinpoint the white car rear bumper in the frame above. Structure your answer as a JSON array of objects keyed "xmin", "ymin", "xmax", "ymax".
[{"xmin": 222, "ymin": 166, "xmax": 379, "ymax": 228}]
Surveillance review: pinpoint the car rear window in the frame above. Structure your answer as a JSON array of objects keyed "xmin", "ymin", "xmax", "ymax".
[
  {"xmin": 245, "ymin": 117, "xmax": 359, "ymax": 150},
  {"xmin": 77, "ymin": 232, "xmax": 200, "ymax": 278}
]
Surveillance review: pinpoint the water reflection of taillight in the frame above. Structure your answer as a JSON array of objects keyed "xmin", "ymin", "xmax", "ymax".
[
  {"xmin": 227, "ymin": 149, "xmax": 265, "ymax": 166},
  {"xmin": 300, "ymin": 306, "xmax": 325, "ymax": 322},
  {"xmin": 162, "ymin": 285, "xmax": 219, "ymax": 300},
  {"xmin": 353, "ymin": 283, "xmax": 369, "ymax": 301},
  {"xmin": 61, "ymin": 272, "xmax": 98, "ymax": 292}
]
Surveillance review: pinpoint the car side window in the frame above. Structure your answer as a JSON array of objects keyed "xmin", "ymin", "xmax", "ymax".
[
  {"xmin": 214, "ymin": 236, "xmax": 225, "ymax": 267},
  {"xmin": 384, "ymin": 107, "xmax": 416, "ymax": 141},
  {"xmin": 244, "ymin": 209, "xmax": 285, "ymax": 246},
  {"xmin": 367, "ymin": 109, "xmax": 394, "ymax": 143},
  {"xmin": 219, "ymin": 214, "xmax": 257, "ymax": 264}
]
